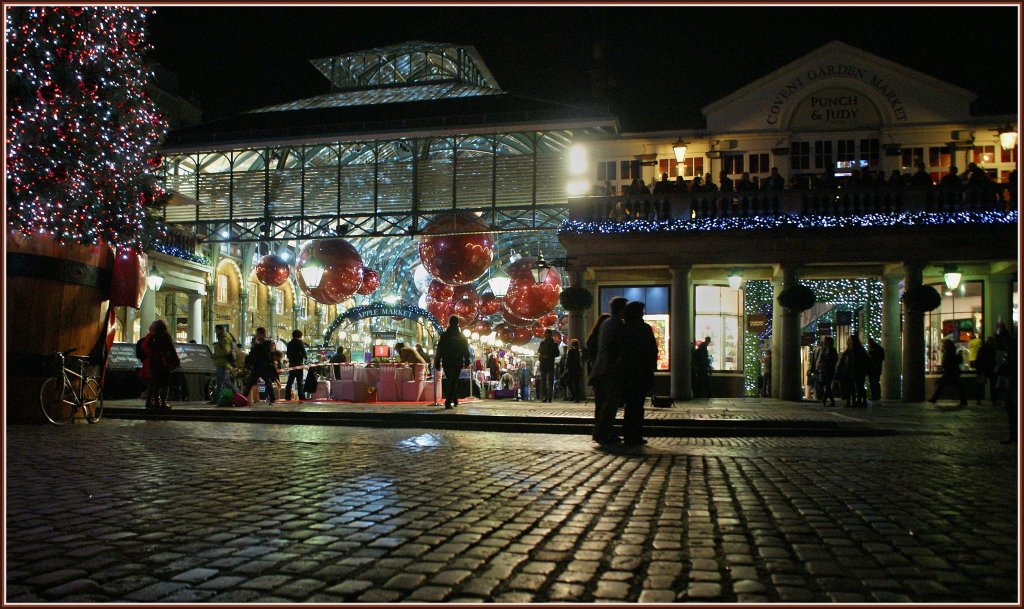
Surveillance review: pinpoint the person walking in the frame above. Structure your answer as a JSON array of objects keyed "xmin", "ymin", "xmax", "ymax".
[
  {"xmin": 284, "ymin": 330, "xmax": 307, "ymax": 401},
  {"xmin": 242, "ymin": 327, "xmax": 277, "ymax": 405},
  {"xmin": 620, "ymin": 301, "xmax": 658, "ymax": 446},
  {"xmin": 974, "ymin": 336, "xmax": 998, "ymax": 406},
  {"xmin": 589, "ymin": 297, "xmax": 627, "ymax": 444},
  {"xmin": 866, "ymin": 337, "xmax": 885, "ymax": 402},
  {"xmin": 210, "ymin": 324, "xmax": 239, "ymax": 402},
  {"xmin": 844, "ymin": 335, "xmax": 870, "ymax": 407},
  {"xmin": 563, "ymin": 339, "xmax": 584, "ymax": 403},
  {"xmin": 692, "ymin": 337, "xmax": 711, "ymax": 399},
  {"xmin": 536, "ymin": 330, "xmax": 559, "ymax": 402},
  {"xmin": 138, "ymin": 319, "xmax": 179, "ymax": 411},
  {"xmin": 435, "ymin": 315, "xmax": 471, "ymax": 409},
  {"xmin": 929, "ymin": 338, "xmax": 966, "ymax": 406},
  {"xmin": 997, "ymin": 329, "xmax": 1017, "ymax": 443},
  {"xmin": 816, "ymin": 336, "xmax": 838, "ymax": 407}
]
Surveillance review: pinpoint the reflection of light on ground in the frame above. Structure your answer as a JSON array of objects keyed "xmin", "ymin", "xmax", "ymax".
[{"xmin": 398, "ymin": 433, "xmax": 443, "ymax": 449}]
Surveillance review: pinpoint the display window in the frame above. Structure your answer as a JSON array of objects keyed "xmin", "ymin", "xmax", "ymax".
[
  {"xmin": 599, "ymin": 285, "xmax": 670, "ymax": 370},
  {"xmin": 694, "ymin": 285, "xmax": 743, "ymax": 371},
  {"xmin": 923, "ymin": 281, "xmax": 982, "ymax": 373}
]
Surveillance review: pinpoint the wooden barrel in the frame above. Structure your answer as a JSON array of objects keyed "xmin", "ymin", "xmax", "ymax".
[{"xmin": 6, "ymin": 231, "xmax": 113, "ymax": 423}]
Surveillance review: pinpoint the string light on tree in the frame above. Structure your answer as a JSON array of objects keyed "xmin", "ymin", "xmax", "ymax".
[{"xmin": 6, "ymin": 7, "xmax": 167, "ymax": 250}]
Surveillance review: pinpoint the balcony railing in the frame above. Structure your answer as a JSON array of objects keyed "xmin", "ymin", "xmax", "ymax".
[{"xmin": 567, "ymin": 184, "xmax": 1017, "ymax": 224}]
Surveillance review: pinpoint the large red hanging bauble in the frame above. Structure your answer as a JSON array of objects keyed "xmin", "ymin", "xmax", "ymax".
[
  {"xmin": 255, "ymin": 254, "xmax": 290, "ymax": 287},
  {"xmin": 500, "ymin": 300, "xmax": 534, "ymax": 328},
  {"xmin": 427, "ymin": 278, "xmax": 455, "ymax": 302},
  {"xmin": 510, "ymin": 326, "xmax": 534, "ymax": 346},
  {"xmin": 453, "ymin": 298, "xmax": 478, "ymax": 328},
  {"xmin": 418, "ymin": 211, "xmax": 494, "ymax": 285},
  {"xmin": 496, "ymin": 325, "xmax": 514, "ymax": 344},
  {"xmin": 479, "ymin": 292, "xmax": 501, "ymax": 316},
  {"xmin": 539, "ymin": 312, "xmax": 558, "ymax": 327},
  {"xmin": 502, "ymin": 257, "xmax": 563, "ymax": 321},
  {"xmin": 296, "ymin": 239, "xmax": 363, "ymax": 304},
  {"xmin": 425, "ymin": 295, "xmax": 454, "ymax": 323},
  {"xmin": 474, "ymin": 320, "xmax": 493, "ymax": 336},
  {"xmin": 357, "ymin": 268, "xmax": 380, "ymax": 295},
  {"xmin": 37, "ymin": 84, "xmax": 59, "ymax": 104},
  {"xmin": 532, "ymin": 323, "xmax": 547, "ymax": 339}
]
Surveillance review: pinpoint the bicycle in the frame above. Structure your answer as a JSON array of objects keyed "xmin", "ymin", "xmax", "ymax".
[{"xmin": 39, "ymin": 349, "xmax": 104, "ymax": 425}]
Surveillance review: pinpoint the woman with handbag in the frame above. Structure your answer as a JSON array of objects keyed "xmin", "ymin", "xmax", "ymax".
[{"xmin": 138, "ymin": 319, "xmax": 179, "ymax": 411}]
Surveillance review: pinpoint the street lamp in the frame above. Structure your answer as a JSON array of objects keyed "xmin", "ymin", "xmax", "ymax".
[
  {"xmin": 672, "ymin": 138, "xmax": 688, "ymax": 164},
  {"xmin": 299, "ymin": 260, "xmax": 326, "ymax": 290},
  {"xmin": 727, "ymin": 269, "xmax": 743, "ymax": 291},
  {"xmin": 531, "ymin": 252, "xmax": 551, "ymax": 284},
  {"xmin": 998, "ymin": 126, "xmax": 1018, "ymax": 151},
  {"xmin": 488, "ymin": 266, "xmax": 510, "ymax": 298},
  {"xmin": 943, "ymin": 265, "xmax": 962, "ymax": 291},
  {"xmin": 146, "ymin": 263, "xmax": 163, "ymax": 291}
]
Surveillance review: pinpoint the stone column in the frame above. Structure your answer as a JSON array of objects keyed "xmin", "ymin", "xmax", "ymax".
[
  {"xmin": 881, "ymin": 268, "xmax": 903, "ymax": 399},
  {"xmin": 670, "ymin": 263, "xmax": 693, "ymax": 400},
  {"xmin": 140, "ymin": 287, "xmax": 156, "ymax": 334},
  {"xmin": 267, "ymin": 293, "xmax": 276, "ymax": 341},
  {"xmin": 188, "ymin": 293, "xmax": 203, "ymax": 344},
  {"xmin": 902, "ymin": 263, "xmax": 926, "ymax": 402},
  {"xmin": 123, "ymin": 307, "xmax": 136, "ymax": 343},
  {"xmin": 773, "ymin": 264, "xmax": 802, "ymax": 401},
  {"xmin": 984, "ymin": 273, "xmax": 1013, "ymax": 337},
  {"xmin": 239, "ymin": 291, "xmax": 249, "ymax": 342},
  {"xmin": 568, "ymin": 266, "xmax": 586, "ymax": 345}
]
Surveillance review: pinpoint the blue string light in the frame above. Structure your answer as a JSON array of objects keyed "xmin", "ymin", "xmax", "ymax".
[{"xmin": 151, "ymin": 241, "xmax": 209, "ymax": 265}]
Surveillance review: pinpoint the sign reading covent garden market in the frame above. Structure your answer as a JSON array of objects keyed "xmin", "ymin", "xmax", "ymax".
[{"xmin": 766, "ymin": 63, "xmax": 908, "ymax": 126}]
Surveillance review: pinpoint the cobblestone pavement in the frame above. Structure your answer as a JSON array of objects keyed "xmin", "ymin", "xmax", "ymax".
[{"xmin": 5, "ymin": 399, "xmax": 1019, "ymax": 603}]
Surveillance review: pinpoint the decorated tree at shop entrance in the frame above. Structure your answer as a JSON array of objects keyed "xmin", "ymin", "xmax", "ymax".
[{"xmin": 6, "ymin": 6, "xmax": 167, "ymax": 250}]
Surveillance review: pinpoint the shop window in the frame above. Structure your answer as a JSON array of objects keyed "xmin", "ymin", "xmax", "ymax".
[
  {"xmin": 928, "ymin": 146, "xmax": 951, "ymax": 169},
  {"xmin": 658, "ymin": 158, "xmax": 679, "ymax": 178},
  {"xmin": 682, "ymin": 157, "xmax": 704, "ymax": 178},
  {"xmin": 216, "ymin": 273, "xmax": 229, "ymax": 304},
  {"xmin": 859, "ymin": 138, "xmax": 880, "ymax": 167},
  {"xmin": 723, "ymin": 155, "xmax": 743, "ymax": 175},
  {"xmin": 248, "ymin": 282, "xmax": 259, "ymax": 311},
  {"xmin": 901, "ymin": 147, "xmax": 924, "ymax": 169},
  {"xmin": 791, "ymin": 142, "xmax": 811, "ymax": 171},
  {"xmin": 620, "ymin": 160, "xmax": 640, "ymax": 180},
  {"xmin": 599, "ymin": 285, "xmax": 670, "ymax": 370},
  {"xmin": 814, "ymin": 140, "xmax": 833, "ymax": 169},
  {"xmin": 1000, "ymin": 147, "xmax": 1017, "ymax": 164},
  {"xmin": 974, "ymin": 145, "xmax": 996, "ymax": 165},
  {"xmin": 694, "ymin": 285, "xmax": 743, "ymax": 372},
  {"xmin": 597, "ymin": 161, "xmax": 616, "ymax": 181},
  {"xmin": 837, "ymin": 139, "xmax": 856, "ymax": 163},
  {"xmin": 748, "ymin": 153, "xmax": 769, "ymax": 175},
  {"xmin": 923, "ymin": 281, "xmax": 983, "ymax": 373},
  {"xmin": 273, "ymin": 290, "xmax": 284, "ymax": 315}
]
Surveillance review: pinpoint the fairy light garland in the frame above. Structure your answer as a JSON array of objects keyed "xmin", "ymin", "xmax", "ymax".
[{"xmin": 5, "ymin": 7, "xmax": 167, "ymax": 250}]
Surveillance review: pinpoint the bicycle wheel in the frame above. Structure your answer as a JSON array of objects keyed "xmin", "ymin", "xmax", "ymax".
[
  {"xmin": 40, "ymin": 378, "xmax": 74, "ymax": 425},
  {"xmin": 82, "ymin": 378, "xmax": 104, "ymax": 423}
]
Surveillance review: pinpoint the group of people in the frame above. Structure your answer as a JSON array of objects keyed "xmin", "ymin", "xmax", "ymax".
[
  {"xmin": 586, "ymin": 297, "xmax": 660, "ymax": 446},
  {"xmin": 809, "ymin": 335, "xmax": 883, "ymax": 408}
]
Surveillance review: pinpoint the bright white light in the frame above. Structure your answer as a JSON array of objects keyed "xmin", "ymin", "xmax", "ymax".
[
  {"xmin": 567, "ymin": 179, "xmax": 590, "ymax": 196},
  {"xmin": 569, "ymin": 144, "xmax": 587, "ymax": 175},
  {"xmin": 418, "ymin": 294, "xmax": 429, "ymax": 309},
  {"xmin": 471, "ymin": 332, "xmax": 480, "ymax": 340},
  {"xmin": 220, "ymin": 228, "xmax": 229, "ymax": 238},
  {"xmin": 384, "ymin": 293, "xmax": 400, "ymax": 304},
  {"xmin": 727, "ymin": 271, "xmax": 743, "ymax": 291},
  {"xmin": 338, "ymin": 330, "xmax": 347, "ymax": 340},
  {"xmin": 462, "ymin": 329, "xmax": 471, "ymax": 337},
  {"xmin": 413, "ymin": 265, "xmax": 431, "ymax": 293},
  {"xmin": 999, "ymin": 129, "xmax": 1018, "ymax": 150},
  {"xmin": 943, "ymin": 268, "xmax": 962, "ymax": 291}
]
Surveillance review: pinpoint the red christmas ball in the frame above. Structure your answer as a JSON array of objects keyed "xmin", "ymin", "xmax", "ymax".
[
  {"xmin": 147, "ymin": 154, "xmax": 163, "ymax": 169},
  {"xmin": 255, "ymin": 254, "xmax": 290, "ymax": 287},
  {"xmin": 78, "ymin": 80, "xmax": 98, "ymax": 97},
  {"xmin": 126, "ymin": 32, "xmax": 141, "ymax": 47},
  {"xmin": 479, "ymin": 292, "xmax": 501, "ymax": 316},
  {"xmin": 539, "ymin": 312, "xmax": 558, "ymax": 327},
  {"xmin": 453, "ymin": 298, "xmax": 479, "ymax": 328},
  {"xmin": 474, "ymin": 320, "xmax": 493, "ymax": 336},
  {"xmin": 427, "ymin": 278, "xmax": 455, "ymax": 302},
  {"xmin": 319, "ymin": 265, "xmax": 363, "ymax": 304},
  {"xmin": 500, "ymin": 300, "xmax": 535, "ymax": 328},
  {"xmin": 418, "ymin": 211, "xmax": 494, "ymax": 285},
  {"xmin": 426, "ymin": 295, "xmax": 454, "ymax": 323},
  {"xmin": 49, "ymin": 167, "xmax": 68, "ymax": 183},
  {"xmin": 502, "ymin": 257, "xmax": 562, "ymax": 321},
  {"xmin": 532, "ymin": 323, "xmax": 546, "ymax": 338},
  {"xmin": 296, "ymin": 239, "xmax": 363, "ymax": 304},
  {"xmin": 511, "ymin": 326, "xmax": 534, "ymax": 346},
  {"xmin": 357, "ymin": 268, "xmax": 380, "ymax": 295},
  {"xmin": 37, "ymin": 84, "xmax": 59, "ymax": 104},
  {"xmin": 497, "ymin": 325, "xmax": 514, "ymax": 344}
]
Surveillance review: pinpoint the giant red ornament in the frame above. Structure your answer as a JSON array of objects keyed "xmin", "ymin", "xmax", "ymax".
[
  {"xmin": 427, "ymin": 278, "xmax": 454, "ymax": 302},
  {"xmin": 453, "ymin": 298, "xmax": 478, "ymax": 327},
  {"xmin": 532, "ymin": 323, "xmax": 547, "ymax": 339},
  {"xmin": 109, "ymin": 248, "xmax": 147, "ymax": 308},
  {"xmin": 479, "ymin": 292, "xmax": 501, "ymax": 316},
  {"xmin": 539, "ymin": 312, "xmax": 558, "ymax": 327},
  {"xmin": 502, "ymin": 257, "xmax": 563, "ymax": 321},
  {"xmin": 500, "ymin": 300, "xmax": 534, "ymax": 328},
  {"xmin": 37, "ymin": 84, "xmax": 59, "ymax": 104},
  {"xmin": 296, "ymin": 239, "xmax": 363, "ymax": 304},
  {"xmin": 425, "ymin": 295, "xmax": 454, "ymax": 323},
  {"xmin": 510, "ymin": 326, "xmax": 534, "ymax": 346},
  {"xmin": 357, "ymin": 268, "xmax": 380, "ymax": 295},
  {"xmin": 496, "ymin": 325, "xmax": 514, "ymax": 344},
  {"xmin": 255, "ymin": 254, "xmax": 290, "ymax": 287},
  {"xmin": 474, "ymin": 320, "xmax": 493, "ymax": 336},
  {"xmin": 418, "ymin": 211, "xmax": 494, "ymax": 285}
]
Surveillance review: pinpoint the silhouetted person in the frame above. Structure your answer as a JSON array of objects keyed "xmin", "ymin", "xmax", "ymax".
[
  {"xmin": 763, "ymin": 167, "xmax": 785, "ymax": 190},
  {"xmin": 138, "ymin": 319, "xmax": 179, "ymax": 411},
  {"xmin": 536, "ymin": 330, "xmax": 559, "ymax": 402},
  {"xmin": 242, "ymin": 327, "xmax": 277, "ymax": 405},
  {"xmin": 910, "ymin": 161, "xmax": 932, "ymax": 187},
  {"xmin": 939, "ymin": 166, "xmax": 961, "ymax": 189},
  {"xmin": 589, "ymin": 297, "xmax": 627, "ymax": 444},
  {"xmin": 692, "ymin": 336, "xmax": 712, "ymax": 398},
  {"xmin": 435, "ymin": 315, "xmax": 471, "ymax": 409},
  {"xmin": 867, "ymin": 337, "xmax": 885, "ymax": 402},
  {"xmin": 816, "ymin": 336, "xmax": 838, "ymax": 407},
  {"xmin": 620, "ymin": 301, "xmax": 658, "ymax": 445},
  {"xmin": 929, "ymin": 338, "xmax": 966, "ymax": 406},
  {"xmin": 285, "ymin": 330, "xmax": 307, "ymax": 401}
]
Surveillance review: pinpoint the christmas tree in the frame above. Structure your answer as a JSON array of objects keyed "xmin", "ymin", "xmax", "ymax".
[{"xmin": 6, "ymin": 6, "xmax": 167, "ymax": 250}]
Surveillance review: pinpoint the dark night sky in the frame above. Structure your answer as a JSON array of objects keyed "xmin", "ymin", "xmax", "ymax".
[{"xmin": 148, "ymin": 5, "xmax": 1020, "ymax": 132}]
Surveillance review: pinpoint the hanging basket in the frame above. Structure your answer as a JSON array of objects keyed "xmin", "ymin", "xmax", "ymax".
[
  {"xmin": 776, "ymin": 284, "xmax": 816, "ymax": 313},
  {"xmin": 559, "ymin": 287, "xmax": 594, "ymax": 312},
  {"xmin": 900, "ymin": 284, "xmax": 942, "ymax": 312}
]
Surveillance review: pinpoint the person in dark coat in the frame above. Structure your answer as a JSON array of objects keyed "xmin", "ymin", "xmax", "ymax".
[
  {"xmin": 997, "ymin": 329, "xmax": 1017, "ymax": 443},
  {"xmin": 620, "ymin": 301, "xmax": 658, "ymax": 446},
  {"xmin": 974, "ymin": 336, "xmax": 997, "ymax": 406},
  {"xmin": 843, "ymin": 335, "xmax": 870, "ymax": 407},
  {"xmin": 536, "ymin": 330, "xmax": 559, "ymax": 403},
  {"xmin": 866, "ymin": 337, "xmax": 885, "ymax": 402},
  {"xmin": 929, "ymin": 338, "xmax": 966, "ymax": 406},
  {"xmin": 435, "ymin": 315, "xmax": 471, "ymax": 409},
  {"xmin": 138, "ymin": 319, "xmax": 179, "ymax": 411},
  {"xmin": 692, "ymin": 337, "xmax": 711, "ymax": 399},
  {"xmin": 589, "ymin": 297, "xmax": 627, "ymax": 444},
  {"xmin": 563, "ymin": 339, "xmax": 584, "ymax": 403},
  {"xmin": 242, "ymin": 327, "xmax": 277, "ymax": 405},
  {"xmin": 284, "ymin": 330, "xmax": 307, "ymax": 401},
  {"xmin": 816, "ymin": 336, "xmax": 838, "ymax": 407}
]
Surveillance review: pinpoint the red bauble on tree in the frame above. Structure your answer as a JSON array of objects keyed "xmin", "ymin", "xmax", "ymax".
[
  {"xmin": 357, "ymin": 268, "xmax": 380, "ymax": 295},
  {"xmin": 427, "ymin": 278, "xmax": 455, "ymax": 302},
  {"xmin": 453, "ymin": 299, "xmax": 479, "ymax": 327},
  {"xmin": 479, "ymin": 292, "xmax": 501, "ymax": 316},
  {"xmin": 417, "ymin": 211, "xmax": 494, "ymax": 285},
  {"xmin": 502, "ymin": 257, "xmax": 562, "ymax": 321},
  {"xmin": 255, "ymin": 254, "xmax": 290, "ymax": 287},
  {"xmin": 109, "ymin": 247, "xmax": 147, "ymax": 308}
]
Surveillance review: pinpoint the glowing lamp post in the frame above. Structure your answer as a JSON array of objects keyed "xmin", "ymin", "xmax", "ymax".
[{"xmin": 146, "ymin": 263, "xmax": 163, "ymax": 291}]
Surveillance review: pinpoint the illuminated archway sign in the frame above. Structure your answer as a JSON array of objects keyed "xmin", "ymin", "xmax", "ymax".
[{"xmin": 323, "ymin": 301, "xmax": 443, "ymax": 345}]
